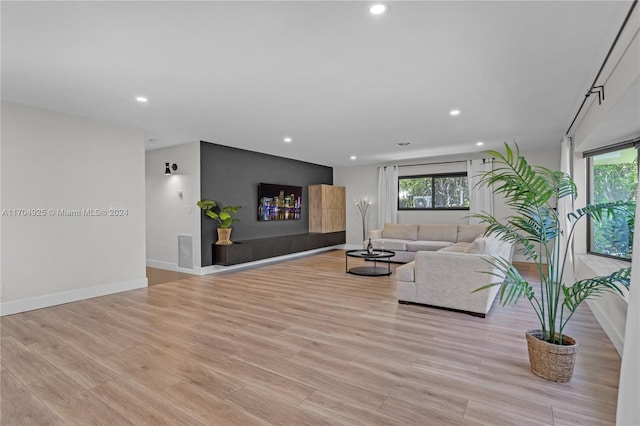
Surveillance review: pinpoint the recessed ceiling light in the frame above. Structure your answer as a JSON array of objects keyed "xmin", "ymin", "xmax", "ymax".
[
  {"xmin": 396, "ymin": 142, "xmax": 412, "ymax": 147},
  {"xmin": 449, "ymin": 109, "xmax": 461, "ymax": 116},
  {"xmin": 350, "ymin": 155, "xmax": 357, "ymax": 160},
  {"xmin": 476, "ymin": 141, "xmax": 484, "ymax": 146},
  {"xmin": 136, "ymin": 96, "xmax": 148, "ymax": 103},
  {"xmin": 369, "ymin": 4, "xmax": 388, "ymax": 15},
  {"xmin": 283, "ymin": 137, "xmax": 292, "ymax": 143}
]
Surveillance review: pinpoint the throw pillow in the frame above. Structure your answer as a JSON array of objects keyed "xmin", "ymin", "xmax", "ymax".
[{"xmin": 465, "ymin": 237, "xmax": 486, "ymax": 254}]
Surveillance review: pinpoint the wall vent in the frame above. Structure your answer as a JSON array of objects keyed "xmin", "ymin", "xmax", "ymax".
[{"xmin": 178, "ymin": 235, "xmax": 193, "ymax": 269}]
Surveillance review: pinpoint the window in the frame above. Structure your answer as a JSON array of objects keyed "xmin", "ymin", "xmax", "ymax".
[
  {"xmin": 587, "ymin": 145, "xmax": 637, "ymax": 260},
  {"xmin": 398, "ymin": 173, "xmax": 469, "ymax": 210}
]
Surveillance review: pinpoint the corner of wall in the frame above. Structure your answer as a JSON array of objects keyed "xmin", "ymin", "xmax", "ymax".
[{"xmin": 145, "ymin": 142, "xmax": 202, "ymax": 271}]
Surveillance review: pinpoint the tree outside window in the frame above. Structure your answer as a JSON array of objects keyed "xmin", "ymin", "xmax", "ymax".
[
  {"xmin": 399, "ymin": 173, "xmax": 469, "ymax": 210},
  {"xmin": 589, "ymin": 147, "xmax": 637, "ymax": 259}
]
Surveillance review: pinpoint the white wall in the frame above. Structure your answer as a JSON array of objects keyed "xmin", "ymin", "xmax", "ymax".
[
  {"xmin": 492, "ymin": 145, "xmax": 561, "ymax": 221},
  {"xmin": 334, "ymin": 161, "xmax": 470, "ymax": 248},
  {"xmin": 567, "ymin": 6, "xmax": 639, "ymax": 425},
  {"xmin": 145, "ymin": 142, "xmax": 201, "ymax": 271},
  {"xmin": 1, "ymin": 101, "xmax": 147, "ymax": 315},
  {"xmin": 334, "ymin": 165, "xmax": 379, "ymax": 247},
  {"xmin": 334, "ymin": 146, "xmax": 560, "ymax": 249}
]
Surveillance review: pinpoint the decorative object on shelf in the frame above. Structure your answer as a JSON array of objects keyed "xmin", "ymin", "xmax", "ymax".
[
  {"xmin": 355, "ymin": 197, "xmax": 374, "ymax": 247},
  {"xmin": 196, "ymin": 199, "xmax": 241, "ymax": 245},
  {"xmin": 366, "ymin": 238, "xmax": 374, "ymax": 255},
  {"xmin": 165, "ymin": 163, "xmax": 178, "ymax": 175},
  {"xmin": 472, "ymin": 143, "xmax": 632, "ymax": 382}
]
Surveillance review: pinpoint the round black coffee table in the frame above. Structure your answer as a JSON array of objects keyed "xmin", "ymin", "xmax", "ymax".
[{"xmin": 345, "ymin": 249, "xmax": 395, "ymax": 276}]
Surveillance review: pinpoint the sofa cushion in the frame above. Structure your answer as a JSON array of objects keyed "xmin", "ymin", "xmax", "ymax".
[
  {"xmin": 464, "ymin": 235, "xmax": 511, "ymax": 259},
  {"xmin": 396, "ymin": 261, "xmax": 415, "ymax": 282},
  {"xmin": 457, "ymin": 224, "xmax": 487, "ymax": 242},
  {"xmin": 371, "ymin": 238, "xmax": 412, "ymax": 251},
  {"xmin": 417, "ymin": 224, "xmax": 458, "ymax": 242},
  {"xmin": 464, "ymin": 237, "xmax": 486, "ymax": 254},
  {"xmin": 484, "ymin": 235, "xmax": 511, "ymax": 258},
  {"xmin": 406, "ymin": 241, "xmax": 453, "ymax": 251},
  {"xmin": 382, "ymin": 224, "xmax": 419, "ymax": 240},
  {"xmin": 439, "ymin": 242, "xmax": 471, "ymax": 253}
]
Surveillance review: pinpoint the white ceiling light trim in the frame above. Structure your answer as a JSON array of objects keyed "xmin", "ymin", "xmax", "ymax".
[
  {"xmin": 369, "ymin": 4, "xmax": 388, "ymax": 15},
  {"xmin": 449, "ymin": 109, "xmax": 461, "ymax": 116},
  {"xmin": 136, "ymin": 96, "xmax": 148, "ymax": 103}
]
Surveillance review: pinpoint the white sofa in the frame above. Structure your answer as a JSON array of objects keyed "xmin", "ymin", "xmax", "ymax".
[
  {"xmin": 368, "ymin": 223, "xmax": 488, "ymax": 263},
  {"xmin": 395, "ymin": 234, "xmax": 514, "ymax": 317}
]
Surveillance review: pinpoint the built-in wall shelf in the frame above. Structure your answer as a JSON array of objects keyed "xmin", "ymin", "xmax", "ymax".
[{"xmin": 213, "ymin": 231, "xmax": 345, "ymax": 266}]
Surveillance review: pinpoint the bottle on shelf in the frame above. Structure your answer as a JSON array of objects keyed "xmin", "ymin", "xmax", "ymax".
[{"xmin": 367, "ymin": 238, "xmax": 374, "ymax": 255}]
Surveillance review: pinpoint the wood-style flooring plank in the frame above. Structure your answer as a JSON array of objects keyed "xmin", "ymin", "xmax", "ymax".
[
  {"xmin": 27, "ymin": 373, "xmax": 134, "ymax": 426},
  {"xmin": 0, "ymin": 250, "xmax": 622, "ymax": 425},
  {"xmin": 1, "ymin": 368, "xmax": 65, "ymax": 425}
]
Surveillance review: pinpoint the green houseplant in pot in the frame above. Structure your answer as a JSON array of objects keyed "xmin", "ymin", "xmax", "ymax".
[
  {"xmin": 472, "ymin": 143, "xmax": 632, "ymax": 383},
  {"xmin": 197, "ymin": 199, "xmax": 241, "ymax": 245}
]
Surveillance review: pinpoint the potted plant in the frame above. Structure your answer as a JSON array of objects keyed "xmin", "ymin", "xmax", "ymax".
[
  {"xmin": 197, "ymin": 199, "xmax": 241, "ymax": 245},
  {"xmin": 472, "ymin": 143, "xmax": 632, "ymax": 382}
]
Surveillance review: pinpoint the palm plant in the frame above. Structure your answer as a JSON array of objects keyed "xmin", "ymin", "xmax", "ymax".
[
  {"xmin": 196, "ymin": 199, "xmax": 241, "ymax": 229},
  {"xmin": 473, "ymin": 143, "xmax": 632, "ymax": 345}
]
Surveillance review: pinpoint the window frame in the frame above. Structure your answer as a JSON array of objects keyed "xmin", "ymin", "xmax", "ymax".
[
  {"xmin": 397, "ymin": 172, "xmax": 470, "ymax": 211},
  {"xmin": 585, "ymin": 144, "xmax": 638, "ymax": 261}
]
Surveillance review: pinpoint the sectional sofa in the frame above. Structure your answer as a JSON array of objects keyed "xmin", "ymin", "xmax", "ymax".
[
  {"xmin": 369, "ymin": 223, "xmax": 514, "ymax": 316},
  {"xmin": 368, "ymin": 223, "xmax": 488, "ymax": 263}
]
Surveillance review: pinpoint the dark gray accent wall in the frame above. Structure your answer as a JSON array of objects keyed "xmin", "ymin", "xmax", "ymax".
[{"xmin": 200, "ymin": 141, "xmax": 333, "ymax": 267}]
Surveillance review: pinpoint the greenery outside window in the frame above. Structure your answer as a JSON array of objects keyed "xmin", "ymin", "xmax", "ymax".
[
  {"xmin": 587, "ymin": 146, "xmax": 637, "ymax": 260},
  {"xmin": 398, "ymin": 173, "xmax": 469, "ymax": 210}
]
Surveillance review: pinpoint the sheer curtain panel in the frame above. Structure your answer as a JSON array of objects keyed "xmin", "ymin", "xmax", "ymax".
[
  {"xmin": 557, "ymin": 137, "xmax": 575, "ymax": 282},
  {"xmin": 377, "ymin": 166, "xmax": 398, "ymax": 229},
  {"xmin": 467, "ymin": 159, "xmax": 494, "ymax": 224}
]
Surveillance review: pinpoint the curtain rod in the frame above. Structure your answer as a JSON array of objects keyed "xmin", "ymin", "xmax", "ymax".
[
  {"xmin": 565, "ymin": 0, "xmax": 638, "ymax": 136},
  {"xmin": 397, "ymin": 160, "xmax": 468, "ymax": 168},
  {"xmin": 382, "ymin": 158, "xmax": 491, "ymax": 168}
]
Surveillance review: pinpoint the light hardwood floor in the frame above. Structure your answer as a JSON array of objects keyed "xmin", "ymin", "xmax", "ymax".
[
  {"xmin": 1, "ymin": 250, "xmax": 620, "ymax": 425},
  {"xmin": 146, "ymin": 267, "xmax": 197, "ymax": 286}
]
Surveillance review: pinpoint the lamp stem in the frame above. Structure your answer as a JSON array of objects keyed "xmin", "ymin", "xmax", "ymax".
[{"xmin": 362, "ymin": 216, "xmax": 366, "ymax": 248}]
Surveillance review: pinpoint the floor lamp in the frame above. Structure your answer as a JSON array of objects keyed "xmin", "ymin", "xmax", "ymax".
[{"xmin": 355, "ymin": 198, "xmax": 373, "ymax": 248}]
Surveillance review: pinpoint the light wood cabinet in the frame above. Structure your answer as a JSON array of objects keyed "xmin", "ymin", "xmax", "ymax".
[{"xmin": 309, "ymin": 184, "xmax": 346, "ymax": 233}]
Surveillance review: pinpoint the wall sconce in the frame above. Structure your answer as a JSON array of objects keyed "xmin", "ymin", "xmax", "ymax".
[{"xmin": 165, "ymin": 163, "xmax": 178, "ymax": 175}]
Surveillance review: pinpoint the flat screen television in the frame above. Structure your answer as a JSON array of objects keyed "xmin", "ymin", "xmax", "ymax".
[{"xmin": 258, "ymin": 183, "xmax": 302, "ymax": 221}]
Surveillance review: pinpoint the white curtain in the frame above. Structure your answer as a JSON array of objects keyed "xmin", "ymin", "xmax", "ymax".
[
  {"xmin": 616, "ymin": 198, "xmax": 640, "ymax": 426},
  {"xmin": 377, "ymin": 166, "xmax": 398, "ymax": 228},
  {"xmin": 557, "ymin": 137, "xmax": 574, "ymax": 283},
  {"xmin": 467, "ymin": 159, "xmax": 494, "ymax": 224}
]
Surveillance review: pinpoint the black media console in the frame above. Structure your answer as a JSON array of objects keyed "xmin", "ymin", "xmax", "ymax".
[{"xmin": 213, "ymin": 231, "xmax": 345, "ymax": 266}]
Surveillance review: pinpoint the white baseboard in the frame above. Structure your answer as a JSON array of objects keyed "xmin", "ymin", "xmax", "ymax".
[
  {"xmin": 146, "ymin": 259, "xmax": 196, "ymax": 274},
  {"xmin": 0, "ymin": 277, "xmax": 148, "ymax": 317},
  {"xmin": 587, "ymin": 299, "xmax": 625, "ymax": 356}
]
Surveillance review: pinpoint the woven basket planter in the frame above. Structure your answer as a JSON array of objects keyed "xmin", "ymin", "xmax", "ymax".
[
  {"xmin": 525, "ymin": 329, "xmax": 578, "ymax": 383},
  {"xmin": 216, "ymin": 228, "xmax": 233, "ymax": 245}
]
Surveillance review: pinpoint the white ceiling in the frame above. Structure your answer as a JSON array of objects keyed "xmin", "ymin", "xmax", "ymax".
[
  {"xmin": 580, "ymin": 76, "xmax": 640, "ymax": 152},
  {"xmin": 1, "ymin": 1, "xmax": 634, "ymax": 167}
]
